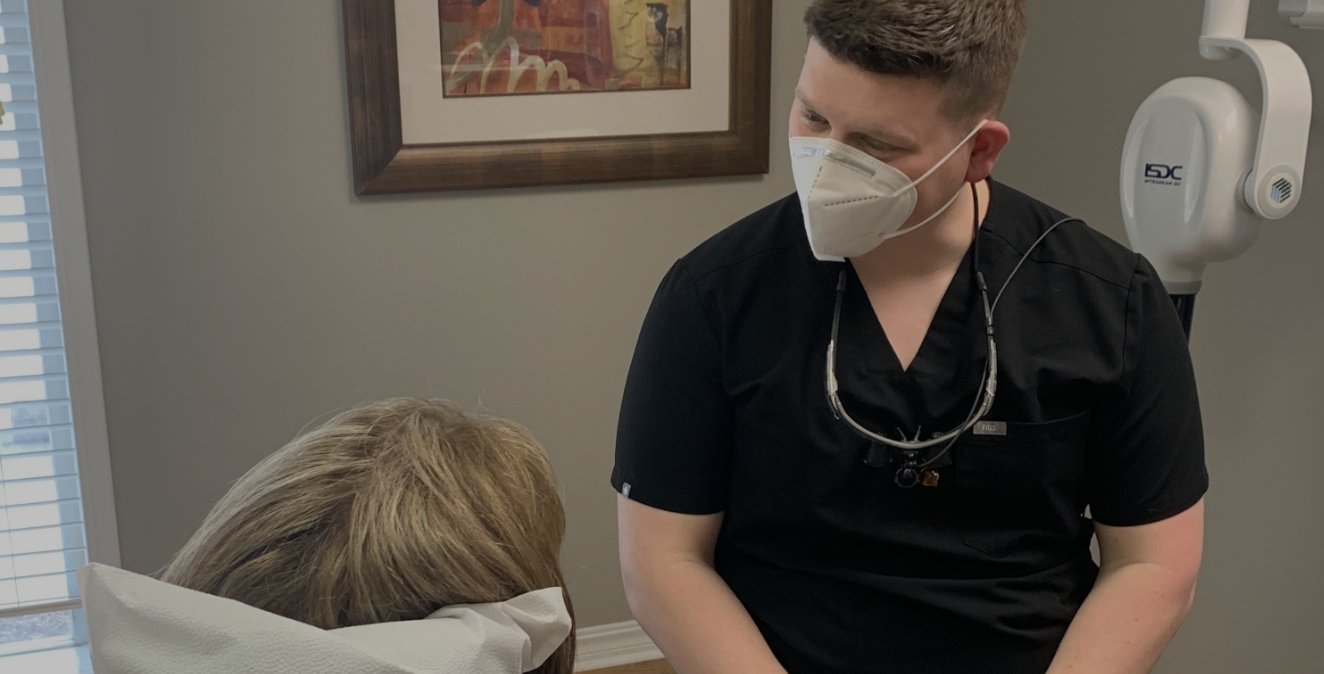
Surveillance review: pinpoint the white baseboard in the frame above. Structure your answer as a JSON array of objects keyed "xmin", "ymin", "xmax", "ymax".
[{"xmin": 573, "ymin": 620, "xmax": 663, "ymax": 672}]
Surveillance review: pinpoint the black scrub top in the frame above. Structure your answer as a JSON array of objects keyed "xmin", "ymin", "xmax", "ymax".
[{"xmin": 612, "ymin": 180, "xmax": 1208, "ymax": 674}]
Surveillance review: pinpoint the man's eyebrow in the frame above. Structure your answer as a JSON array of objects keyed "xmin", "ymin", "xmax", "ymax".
[
  {"xmin": 794, "ymin": 88, "xmax": 917, "ymax": 147},
  {"xmin": 861, "ymin": 126, "xmax": 917, "ymax": 148},
  {"xmin": 794, "ymin": 88, "xmax": 817, "ymax": 111}
]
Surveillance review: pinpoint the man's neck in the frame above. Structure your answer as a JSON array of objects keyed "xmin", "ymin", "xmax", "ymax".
[{"xmin": 850, "ymin": 179, "xmax": 991, "ymax": 286}]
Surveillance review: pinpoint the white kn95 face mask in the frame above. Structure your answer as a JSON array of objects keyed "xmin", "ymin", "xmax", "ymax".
[{"xmin": 790, "ymin": 120, "xmax": 987, "ymax": 261}]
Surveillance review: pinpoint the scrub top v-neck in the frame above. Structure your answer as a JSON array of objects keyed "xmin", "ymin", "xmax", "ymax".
[
  {"xmin": 836, "ymin": 243, "xmax": 985, "ymax": 437},
  {"xmin": 612, "ymin": 179, "xmax": 1208, "ymax": 674}
]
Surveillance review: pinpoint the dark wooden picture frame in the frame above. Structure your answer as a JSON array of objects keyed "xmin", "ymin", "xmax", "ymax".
[{"xmin": 343, "ymin": 0, "xmax": 772, "ymax": 194}]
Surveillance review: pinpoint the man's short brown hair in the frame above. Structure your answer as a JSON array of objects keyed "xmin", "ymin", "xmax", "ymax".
[{"xmin": 805, "ymin": 0, "xmax": 1027, "ymax": 121}]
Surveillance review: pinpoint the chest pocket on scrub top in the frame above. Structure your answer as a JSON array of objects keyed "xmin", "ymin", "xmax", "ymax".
[{"xmin": 952, "ymin": 410, "xmax": 1091, "ymax": 558}]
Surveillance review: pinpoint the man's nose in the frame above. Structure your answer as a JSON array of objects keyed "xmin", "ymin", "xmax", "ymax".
[{"xmin": 826, "ymin": 130, "xmax": 853, "ymax": 145}]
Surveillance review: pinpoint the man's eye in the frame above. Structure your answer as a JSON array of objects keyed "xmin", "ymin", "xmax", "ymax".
[
  {"xmin": 803, "ymin": 111, "xmax": 827, "ymax": 125},
  {"xmin": 859, "ymin": 136, "xmax": 901, "ymax": 155}
]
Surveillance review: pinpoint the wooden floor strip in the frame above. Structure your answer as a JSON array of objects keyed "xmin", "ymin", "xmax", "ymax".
[{"xmin": 581, "ymin": 660, "xmax": 676, "ymax": 674}]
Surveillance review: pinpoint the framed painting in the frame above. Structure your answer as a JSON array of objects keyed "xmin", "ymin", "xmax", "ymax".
[{"xmin": 343, "ymin": 0, "xmax": 771, "ymax": 194}]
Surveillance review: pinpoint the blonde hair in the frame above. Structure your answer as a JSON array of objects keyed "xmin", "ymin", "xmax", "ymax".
[
  {"xmin": 161, "ymin": 397, "xmax": 575, "ymax": 674},
  {"xmin": 805, "ymin": 0, "xmax": 1028, "ymax": 120}
]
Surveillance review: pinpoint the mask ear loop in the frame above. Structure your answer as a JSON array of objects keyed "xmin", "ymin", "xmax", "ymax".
[
  {"xmin": 887, "ymin": 119, "xmax": 989, "ymax": 197},
  {"xmin": 881, "ymin": 183, "xmax": 971, "ymax": 242},
  {"xmin": 877, "ymin": 120, "xmax": 990, "ymax": 242}
]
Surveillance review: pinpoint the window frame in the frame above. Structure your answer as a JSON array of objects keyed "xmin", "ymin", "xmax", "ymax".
[
  {"xmin": 0, "ymin": 1, "xmax": 121, "ymax": 668},
  {"xmin": 25, "ymin": 0, "xmax": 121, "ymax": 586}
]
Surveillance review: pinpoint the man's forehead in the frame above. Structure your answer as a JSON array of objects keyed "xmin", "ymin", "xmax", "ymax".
[
  {"xmin": 794, "ymin": 85, "xmax": 934, "ymax": 147},
  {"xmin": 796, "ymin": 41, "xmax": 958, "ymax": 143}
]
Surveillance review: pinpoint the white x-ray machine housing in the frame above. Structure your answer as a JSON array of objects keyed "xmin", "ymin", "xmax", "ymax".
[{"xmin": 1122, "ymin": 0, "xmax": 1320, "ymax": 332}]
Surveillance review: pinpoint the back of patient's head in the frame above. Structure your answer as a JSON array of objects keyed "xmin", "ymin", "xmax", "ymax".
[{"xmin": 160, "ymin": 397, "xmax": 574, "ymax": 672}]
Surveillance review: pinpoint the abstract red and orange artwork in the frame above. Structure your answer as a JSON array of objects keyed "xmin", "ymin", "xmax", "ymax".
[{"xmin": 438, "ymin": 0, "xmax": 691, "ymax": 97}]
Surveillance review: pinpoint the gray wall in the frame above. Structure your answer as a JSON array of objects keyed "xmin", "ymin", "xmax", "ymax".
[
  {"xmin": 64, "ymin": 0, "xmax": 1322, "ymax": 670},
  {"xmin": 64, "ymin": 0, "xmax": 813, "ymax": 628},
  {"xmin": 997, "ymin": 2, "xmax": 1324, "ymax": 672}
]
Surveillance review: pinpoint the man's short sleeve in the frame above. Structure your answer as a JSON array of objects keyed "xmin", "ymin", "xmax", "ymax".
[
  {"xmin": 611, "ymin": 260, "xmax": 733, "ymax": 515},
  {"xmin": 1087, "ymin": 254, "xmax": 1209, "ymax": 526}
]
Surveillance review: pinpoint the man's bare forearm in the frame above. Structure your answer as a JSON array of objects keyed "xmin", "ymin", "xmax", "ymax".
[
  {"xmin": 1046, "ymin": 562, "xmax": 1197, "ymax": 674},
  {"xmin": 624, "ymin": 558, "xmax": 787, "ymax": 674}
]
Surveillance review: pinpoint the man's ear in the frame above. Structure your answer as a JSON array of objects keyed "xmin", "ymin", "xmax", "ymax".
[{"xmin": 965, "ymin": 121, "xmax": 1011, "ymax": 183}]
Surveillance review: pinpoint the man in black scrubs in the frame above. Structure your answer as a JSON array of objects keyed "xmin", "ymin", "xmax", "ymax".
[{"xmin": 613, "ymin": 2, "xmax": 1208, "ymax": 673}]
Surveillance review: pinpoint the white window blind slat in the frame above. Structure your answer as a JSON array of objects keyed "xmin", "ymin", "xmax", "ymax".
[
  {"xmin": 5, "ymin": 243, "xmax": 49, "ymax": 260},
  {"xmin": 4, "ymin": 515, "xmax": 85, "ymax": 538},
  {"xmin": 8, "ymin": 305, "xmax": 58, "ymax": 325},
  {"xmin": 0, "ymin": 470, "xmax": 79, "ymax": 491},
  {"xmin": 0, "ymin": 141, "xmax": 41, "ymax": 162},
  {"xmin": 0, "ymin": 495, "xmax": 78, "ymax": 515},
  {"xmin": 0, "ymin": 219, "xmax": 50, "ymax": 241},
  {"xmin": 0, "ymin": 78, "xmax": 36, "ymax": 93},
  {"xmin": 0, "ymin": 130, "xmax": 38, "ymax": 145},
  {"xmin": 0, "ymin": 86, "xmax": 37, "ymax": 106},
  {"xmin": 3, "ymin": 500, "xmax": 82, "ymax": 531},
  {"xmin": 6, "ymin": 550, "xmax": 87, "ymax": 582},
  {"xmin": 0, "ymin": 32, "xmax": 26, "ymax": 49},
  {"xmin": 0, "ymin": 291, "xmax": 58, "ymax": 307},
  {"xmin": 7, "ymin": 558, "xmax": 83, "ymax": 585},
  {"xmin": 0, "ymin": 399, "xmax": 70, "ymax": 422},
  {"xmin": 0, "ymin": 419, "xmax": 72, "ymax": 439},
  {"xmin": 0, "ymin": 169, "xmax": 48, "ymax": 189},
  {"xmin": 1, "ymin": 122, "xmax": 36, "ymax": 142},
  {"xmin": 0, "ymin": 400, "xmax": 70, "ymax": 418},
  {"xmin": 0, "ymin": 171, "xmax": 49, "ymax": 190},
  {"xmin": 0, "ymin": 325, "xmax": 62, "ymax": 343},
  {"xmin": 0, "ymin": 246, "xmax": 55, "ymax": 259},
  {"xmin": 2, "ymin": 449, "xmax": 79, "ymax": 465},
  {"xmin": 0, "ymin": 524, "xmax": 85, "ymax": 556},
  {"xmin": 0, "ymin": 51, "xmax": 33, "ymax": 68},
  {"xmin": 0, "ymin": 26, "xmax": 31, "ymax": 46},
  {"xmin": 0, "ymin": 262, "xmax": 53, "ymax": 281},
  {"xmin": 3, "ymin": 569, "xmax": 79, "ymax": 608},
  {"xmin": 0, "ymin": 353, "xmax": 64, "ymax": 377},
  {"xmin": 0, "ymin": 121, "xmax": 38, "ymax": 144},
  {"xmin": 1, "ymin": 475, "xmax": 80, "ymax": 509},
  {"xmin": 0, "ymin": 266, "xmax": 55, "ymax": 279},
  {"xmin": 0, "ymin": 570, "xmax": 79, "ymax": 608},
  {"xmin": 0, "ymin": 185, "xmax": 47, "ymax": 199},
  {"xmin": 0, "ymin": 300, "xmax": 60, "ymax": 327},
  {"xmin": 0, "ymin": 329, "xmax": 64, "ymax": 354},
  {"xmin": 0, "ymin": 430, "xmax": 76, "ymax": 459},
  {"xmin": 0, "ymin": 290, "xmax": 58, "ymax": 307},
  {"xmin": 0, "ymin": 246, "xmax": 53, "ymax": 269},
  {"xmin": 3, "ymin": 513, "xmax": 85, "ymax": 538},
  {"xmin": 0, "ymin": 53, "xmax": 29, "ymax": 71},
  {"xmin": 2, "ymin": 448, "xmax": 77, "ymax": 479},
  {"xmin": 0, "ymin": 194, "xmax": 46, "ymax": 214},
  {"xmin": 0, "ymin": 375, "xmax": 68, "ymax": 405},
  {"xmin": 0, "ymin": 292, "xmax": 58, "ymax": 305},
  {"xmin": 0, "ymin": 351, "xmax": 65, "ymax": 369},
  {"xmin": 0, "ymin": 421, "xmax": 72, "ymax": 438}
]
